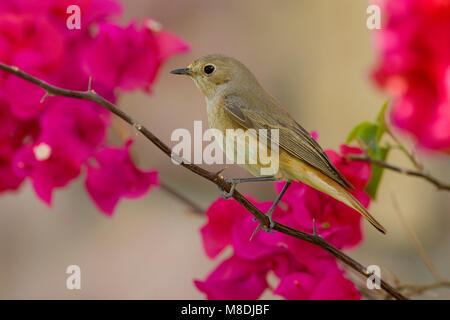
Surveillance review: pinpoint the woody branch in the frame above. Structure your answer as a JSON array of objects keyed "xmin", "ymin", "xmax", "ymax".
[{"xmin": 347, "ymin": 154, "xmax": 450, "ymax": 191}]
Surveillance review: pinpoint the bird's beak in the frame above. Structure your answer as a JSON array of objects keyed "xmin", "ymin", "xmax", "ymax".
[{"xmin": 170, "ymin": 67, "xmax": 191, "ymax": 75}]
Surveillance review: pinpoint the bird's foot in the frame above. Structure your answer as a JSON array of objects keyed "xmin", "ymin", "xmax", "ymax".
[
  {"xmin": 219, "ymin": 178, "xmax": 237, "ymax": 200},
  {"xmin": 219, "ymin": 177, "xmax": 277, "ymax": 200},
  {"xmin": 250, "ymin": 212, "xmax": 276, "ymax": 241}
]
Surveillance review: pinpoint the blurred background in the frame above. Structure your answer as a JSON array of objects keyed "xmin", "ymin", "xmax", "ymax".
[{"xmin": 0, "ymin": 0, "xmax": 448, "ymax": 299}]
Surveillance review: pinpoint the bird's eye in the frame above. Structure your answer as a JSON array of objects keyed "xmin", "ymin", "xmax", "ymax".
[{"xmin": 204, "ymin": 65, "xmax": 215, "ymax": 75}]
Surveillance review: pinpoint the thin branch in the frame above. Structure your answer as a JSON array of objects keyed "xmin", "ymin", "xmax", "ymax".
[
  {"xmin": 348, "ymin": 154, "xmax": 450, "ymax": 191},
  {"xmin": 110, "ymin": 116, "xmax": 204, "ymax": 214},
  {"xmin": 397, "ymin": 281, "xmax": 450, "ymax": 297},
  {"xmin": 159, "ymin": 182, "xmax": 205, "ymax": 214},
  {"xmin": 386, "ymin": 129, "xmax": 423, "ymax": 171},
  {"xmin": 391, "ymin": 193, "xmax": 443, "ymax": 281},
  {"xmin": 0, "ymin": 62, "xmax": 407, "ymax": 300}
]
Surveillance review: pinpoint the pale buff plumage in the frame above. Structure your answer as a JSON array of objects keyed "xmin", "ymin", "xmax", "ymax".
[{"xmin": 171, "ymin": 54, "xmax": 386, "ymax": 234}]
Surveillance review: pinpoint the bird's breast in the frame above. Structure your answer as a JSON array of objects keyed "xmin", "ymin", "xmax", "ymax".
[
  {"xmin": 206, "ymin": 98, "xmax": 280, "ymax": 178},
  {"xmin": 206, "ymin": 97, "xmax": 231, "ymax": 131}
]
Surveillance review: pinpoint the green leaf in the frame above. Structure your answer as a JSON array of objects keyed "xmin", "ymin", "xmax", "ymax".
[
  {"xmin": 360, "ymin": 124, "xmax": 379, "ymax": 156},
  {"xmin": 365, "ymin": 146, "xmax": 390, "ymax": 199},
  {"xmin": 376, "ymin": 101, "xmax": 389, "ymax": 127},
  {"xmin": 346, "ymin": 121, "xmax": 376, "ymax": 144},
  {"xmin": 350, "ymin": 123, "xmax": 380, "ymax": 157},
  {"xmin": 346, "ymin": 101, "xmax": 392, "ymax": 199},
  {"xmin": 375, "ymin": 101, "xmax": 389, "ymax": 142}
]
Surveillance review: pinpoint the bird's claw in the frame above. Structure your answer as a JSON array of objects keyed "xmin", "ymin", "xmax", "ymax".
[
  {"xmin": 250, "ymin": 215, "xmax": 276, "ymax": 240},
  {"xmin": 252, "ymin": 215, "xmax": 275, "ymax": 230},
  {"xmin": 262, "ymin": 218, "xmax": 276, "ymax": 233},
  {"xmin": 219, "ymin": 179, "xmax": 236, "ymax": 200}
]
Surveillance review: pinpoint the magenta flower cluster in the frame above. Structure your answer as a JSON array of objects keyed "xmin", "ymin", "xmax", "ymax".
[
  {"xmin": 196, "ymin": 145, "xmax": 369, "ymax": 300},
  {"xmin": 0, "ymin": 0, "xmax": 189, "ymax": 214},
  {"xmin": 372, "ymin": 0, "xmax": 450, "ymax": 153}
]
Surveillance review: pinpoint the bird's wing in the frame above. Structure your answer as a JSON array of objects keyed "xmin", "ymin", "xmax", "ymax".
[{"xmin": 222, "ymin": 94, "xmax": 354, "ymax": 190}]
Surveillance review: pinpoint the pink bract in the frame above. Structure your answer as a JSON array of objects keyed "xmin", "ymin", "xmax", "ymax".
[
  {"xmin": 85, "ymin": 140, "xmax": 159, "ymax": 215},
  {"xmin": 197, "ymin": 144, "xmax": 370, "ymax": 300},
  {"xmin": 82, "ymin": 21, "xmax": 189, "ymax": 91},
  {"xmin": 0, "ymin": 0, "xmax": 188, "ymax": 215},
  {"xmin": 372, "ymin": 0, "xmax": 450, "ymax": 153}
]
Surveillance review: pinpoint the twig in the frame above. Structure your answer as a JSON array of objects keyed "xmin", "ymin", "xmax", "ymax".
[
  {"xmin": 348, "ymin": 154, "xmax": 450, "ymax": 191},
  {"xmin": 397, "ymin": 281, "xmax": 450, "ymax": 297},
  {"xmin": 391, "ymin": 193, "xmax": 443, "ymax": 281},
  {"xmin": 0, "ymin": 62, "xmax": 407, "ymax": 300},
  {"xmin": 110, "ymin": 116, "xmax": 204, "ymax": 214},
  {"xmin": 386, "ymin": 128, "xmax": 423, "ymax": 171},
  {"xmin": 159, "ymin": 182, "xmax": 205, "ymax": 214}
]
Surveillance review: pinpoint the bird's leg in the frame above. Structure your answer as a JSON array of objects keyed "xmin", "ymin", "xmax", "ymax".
[
  {"xmin": 251, "ymin": 181, "xmax": 292, "ymax": 239},
  {"xmin": 219, "ymin": 176, "xmax": 277, "ymax": 199}
]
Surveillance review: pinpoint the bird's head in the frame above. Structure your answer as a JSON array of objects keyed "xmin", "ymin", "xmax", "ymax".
[{"xmin": 170, "ymin": 54, "xmax": 257, "ymax": 99}]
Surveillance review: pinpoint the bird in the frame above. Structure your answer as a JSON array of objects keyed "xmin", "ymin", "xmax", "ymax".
[{"xmin": 170, "ymin": 54, "xmax": 386, "ymax": 234}]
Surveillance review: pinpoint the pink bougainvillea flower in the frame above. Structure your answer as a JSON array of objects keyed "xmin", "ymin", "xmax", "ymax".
[
  {"xmin": 0, "ymin": 13, "xmax": 64, "ymax": 119},
  {"xmin": 231, "ymin": 204, "xmax": 289, "ymax": 261},
  {"xmin": 85, "ymin": 140, "xmax": 159, "ymax": 215},
  {"xmin": 47, "ymin": 0, "xmax": 122, "ymax": 32},
  {"xmin": 40, "ymin": 98, "xmax": 110, "ymax": 166},
  {"xmin": 197, "ymin": 197, "xmax": 360, "ymax": 299},
  {"xmin": 200, "ymin": 197, "xmax": 250, "ymax": 259},
  {"xmin": 8, "ymin": 98, "xmax": 109, "ymax": 205},
  {"xmin": 275, "ymin": 145, "xmax": 370, "ymax": 249},
  {"xmin": 309, "ymin": 275, "xmax": 361, "ymax": 300},
  {"xmin": 0, "ymin": 99, "xmax": 39, "ymax": 192},
  {"xmin": 273, "ymin": 272, "xmax": 317, "ymax": 300},
  {"xmin": 0, "ymin": 0, "xmax": 51, "ymax": 14},
  {"xmin": 82, "ymin": 20, "xmax": 189, "ymax": 91},
  {"xmin": 274, "ymin": 272, "xmax": 360, "ymax": 300},
  {"xmin": 327, "ymin": 145, "xmax": 371, "ymax": 191},
  {"xmin": 200, "ymin": 197, "xmax": 290, "ymax": 261},
  {"xmin": 13, "ymin": 141, "xmax": 81, "ymax": 205},
  {"xmin": 2, "ymin": 76, "xmax": 50, "ymax": 120},
  {"xmin": 194, "ymin": 255, "xmax": 270, "ymax": 300},
  {"xmin": 197, "ymin": 194, "xmax": 361, "ymax": 300},
  {"xmin": 0, "ymin": 14, "xmax": 64, "ymax": 72},
  {"xmin": 197, "ymin": 143, "xmax": 369, "ymax": 300},
  {"xmin": 372, "ymin": 0, "xmax": 450, "ymax": 152},
  {"xmin": 0, "ymin": 0, "xmax": 187, "ymax": 214},
  {"xmin": 0, "ymin": 0, "xmax": 122, "ymax": 30}
]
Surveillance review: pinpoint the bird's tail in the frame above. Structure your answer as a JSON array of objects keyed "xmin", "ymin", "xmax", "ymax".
[
  {"xmin": 342, "ymin": 191, "xmax": 387, "ymax": 234},
  {"xmin": 280, "ymin": 153, "xmax": 387, "ymax": 234}
]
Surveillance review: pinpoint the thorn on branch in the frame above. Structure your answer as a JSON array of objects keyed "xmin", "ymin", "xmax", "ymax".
[
  {"xmin": 88, "ymin": 76, "xmax": 93, "ymax": 92},
  {"xmin": 40, "ymin": 91, "xmax": 52, "ymax": 103},
  {"xmin": 133, "ymin": 122, "xmax": 143, "ymax": 136},
  {"xmin": 215, "ymin": 167, "xmax": 228, "ymax": 177}
]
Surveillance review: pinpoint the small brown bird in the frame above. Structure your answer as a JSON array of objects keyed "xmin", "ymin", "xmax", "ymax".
[{"xmin": 171, "ymin": 54, "xmax": 386, "ymax": 234}]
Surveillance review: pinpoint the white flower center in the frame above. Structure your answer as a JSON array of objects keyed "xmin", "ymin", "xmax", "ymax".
[
  {"xmin": 33, "ymin": 143, "xmax": 52, "ymax": 161},
  {"xmin": 145, "ymin": 19, "xmax": 162, "ymax": 32}
]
